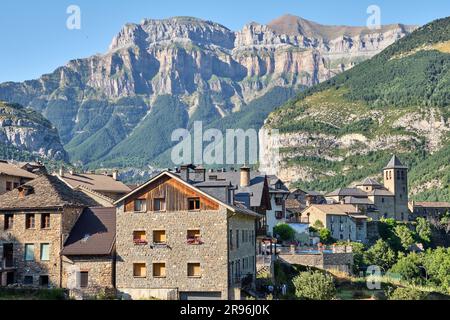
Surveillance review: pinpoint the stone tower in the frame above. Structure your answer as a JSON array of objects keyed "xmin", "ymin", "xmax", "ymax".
[{"xmin": 383, "ymin": 155, "xmax": 409, "ymax": 221}]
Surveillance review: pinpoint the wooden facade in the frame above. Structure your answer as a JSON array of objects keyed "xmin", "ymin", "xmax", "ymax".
[{"xmin": 124, "ymin": 176, "xmax": 219, "ymax": 213}]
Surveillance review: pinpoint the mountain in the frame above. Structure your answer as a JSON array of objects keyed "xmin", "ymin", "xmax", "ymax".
[
  {"xmin": 0, "ymin": 101, "xmax": 68, "ymax": 161},
  {"xmin": 0, "ymin": 15, "xmax": 415, "ymax": 169},
  {"xmin": 262, "ymin": 17, "xmax": 450, "ymax": 201}
]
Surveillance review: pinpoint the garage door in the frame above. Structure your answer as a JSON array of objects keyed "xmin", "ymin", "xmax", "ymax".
[{"xmin": 179, "ymin": 292, "xmax": 222, "ymax": 300}]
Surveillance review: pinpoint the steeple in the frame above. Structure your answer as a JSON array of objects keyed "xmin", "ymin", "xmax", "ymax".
[{"xmin": 384, "ymin": 155, "xmax": 408, "ymax": 170}]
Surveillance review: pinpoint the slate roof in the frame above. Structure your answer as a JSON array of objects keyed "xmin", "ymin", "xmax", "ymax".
[
  {"xmin": 367, "ymin": 189, "xmax": 394, "ymax": 197},
  {"xmin": 357, "ymin": 178, "xmax": 382, "ymax": 186},
  {"xmin": 0, "ymin": 175, "xmax": 100, "ymax": 210},
  {"xmin": 326, "ymin": 188, "xmax": 368, "ymax": 197},
  {"xmin": 384, "ymin": 155, "xmax": 408, "ymax": 170},
  {"xmin": 0, "ymin": 161, "xmax": 37, "ymax": 179},
  {"xmin": 343, "ymin": 196, "xmax": 374, "ymax": 205},
  {"xmin": 285, "ymin": 198, "xmax": 305, "ymax": 213},
  {"xmin": 56, "ymin": 172, "xmax": 131, "ymax": 194},
  {"xmin": 204, "ymin": 171, "xmax": 267, "ymax": 207},
  {"xmin": 62, "ymin": 207, "xmax": 115, "ymax": 256}
]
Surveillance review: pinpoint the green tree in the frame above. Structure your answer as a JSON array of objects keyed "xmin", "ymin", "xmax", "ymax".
[
  {"xmin": 389, "ymin": 253, "xmax": 423, "ymax": 284},
  {"xmin": 364, "ymin": 239, "xmax": 397, "ymax": 271},
  {"xmin": 273, "ymin": 224, "xmax": 296, "ymax": 242},
  {"xmin": 394, "ymin": 225, "xmax": 415, "ymax": 251},
  {"xmin": 422, "ymin": 248, "xmax": 450, "ymax": 293},
  {"xmin": 319, "ymin": 228, "xmax": 334, "ymax": 245},
  {"xmin": 313, "ymin": 220, "xmax": 324, "ymax": 229},
  {"xmin": 416, "ymin": 217, "xmax": 432, "ymax": 245},
  {"xmin": 292, "ymin": 271, "xmax": 336, "ymax": 300},
  {"xmin": 388, "ymin": 287, "xmax": 427, "ymax": 300}
]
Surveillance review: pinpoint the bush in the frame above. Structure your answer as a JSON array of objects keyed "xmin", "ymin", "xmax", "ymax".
[
  {"xmin": 292, "ymin": 271, "xmax": 336, "ymax": 300},
  {"xmin": 389, "ymin": 253, "xmax": 423, "ymax": 284},
  {"xmin": 273, "ymin": 224, "xmax": 296, "ymax": 242},
  {"xmin": 319, "ymin": 228, "xmax": 334, "ymax": 245},
  {"xmin": 394, "ymin": 225, "xmax": 416, "ymax": 251},
  {"xmin": 364, "ymin": 239, "xmax": 397, "ymax": 271},
  {"xmin": 313, "ymin": 220, "xmax": 324, "ymax": 229},
  {"xmin": 388, "ymin": 287, "xmax": 427, "ymax": 300},
  {"xmin": 416, "ymin": 217, "xmax": 432, "ymax": 245}
]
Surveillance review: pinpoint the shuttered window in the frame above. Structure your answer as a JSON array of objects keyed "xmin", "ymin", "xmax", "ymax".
[
  {"xmin": 188, "ymin": 263, "xmax": 201, "ymax": 278},
  {"xmin": 153, "ymin": 230, "xmax": 167, "ymax": 244},
  {"xmin": 80, "ymin": 272, "xmax": 88, "ymax": 288},
  {"xmin": 133, "ymin": 263, "xmax": 146, "ymax": 278},
  {"xmin": 134, "ymin": 199, "xmax": 147, "ymax": 212},
  {"xmin": 153, "ymin": 263, "xmax": 166, "ymax": 278}
]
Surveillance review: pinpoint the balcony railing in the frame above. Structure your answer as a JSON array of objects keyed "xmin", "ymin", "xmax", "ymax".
[
  {"xmin": 187, "ymin": 237, "xmax": 204, "ymax": 245},
  {"xmin": 133, "ymin": 239, "xmax": 148, "ymax": 246},
  {"xmin": 256, "ymin": 226, "xmax": 267, "ymax": 237}
]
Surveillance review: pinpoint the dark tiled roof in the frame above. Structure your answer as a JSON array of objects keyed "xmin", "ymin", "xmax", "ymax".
[
  {"xmin": 204, "ymin": 171, "xmax": 266, "ymax": 207},
  {"xmin": 367, "ymin": 189, "xmax": 394, "ymax": 197},
  {"xmin": 0, "ymin": 175, "xmax": 100, "ymax": 210},
  {"xmin": 62, "ymin": 207, "xmax": 116, "ymax": 256},
  {"xmin": 326, "ymin": 188, "xmax": 368, "ymax": 197},
  {"xmin": 343, "ymin": 196, "xmax": 373, "ymax": 205},
  {"xmin": 357, "ymin": 178, "xmax": 382, "ymax": 186},
  {"xmin": 384, "ymin": 155, "xmax": 408, "ymax": 169},
  {"xmin": 285, "ymin": 198, "xmax": 305, "ymax": 213}
]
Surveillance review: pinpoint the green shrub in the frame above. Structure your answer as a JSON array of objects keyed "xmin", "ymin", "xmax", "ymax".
[
  {"xmin": 388, "ymin": 287, "xmax": 427, "ymax": 300},
  {"xmin": 274, "ymin": 224, "xmax": 296, "ymax": 242},
  {"xmin": 292, "ymin": 271, "xmax": 336, "ymax": 300}
]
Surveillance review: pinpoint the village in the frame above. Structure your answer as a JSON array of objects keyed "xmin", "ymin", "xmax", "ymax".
[{"xmin": 0, "ymin": 155, "xmax": 448, "ymax": 300}]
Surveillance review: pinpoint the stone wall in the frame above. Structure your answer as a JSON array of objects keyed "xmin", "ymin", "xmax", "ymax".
[
  {"xmin": 62, "ymin": 255, "xmax": 115, "ymax": 298},
  {"xmin": 115, "ymin": 204, "xmax": 230, "ymax": 300},
  {"xmin": 280, "ymin": 252, "xmax": 354, "ymax": 274},
  {"xmin": 0, "ymin": 207, "xmax": 84, "ymax": 288}
]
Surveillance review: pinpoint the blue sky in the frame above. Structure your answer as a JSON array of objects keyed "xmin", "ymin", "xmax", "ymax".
[{"xmin": 0, "ymin": 0, "xmax": 449, "ymax": 83}]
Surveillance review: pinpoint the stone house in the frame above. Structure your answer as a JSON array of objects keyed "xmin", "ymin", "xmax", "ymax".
[
  {"xmin": 409, "ymin": 201, "xmax": 450, "ymax": 221},
  {"xmin": 0, "ymin": 160, "xmax": 37, "ymax": 195},
  {"xmin": 265, "ymin": 176, "xmax": 290, "ymax": 237},
  {"xmin": 0, "ymin": 175, "xmax": 100, "ymax": 287},
  {"xmin": 114, "ymin": 170, "xmax": 261, "ymax": 300},
  {"xmin": 302, "ymin": 204, "xmax": 368, "ymax": 243},
  {"xmin": 61, "ymin": 207, "xmax": 116, "ymax": 298}
]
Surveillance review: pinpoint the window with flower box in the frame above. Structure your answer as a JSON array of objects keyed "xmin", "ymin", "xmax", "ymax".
[
  {"xmin": 187, "ymin": 230, "xmax": 203, "ymax": 245},
  {"xmin": 133, "ymin": 231, "xmax": 148, "ymax": 245}
]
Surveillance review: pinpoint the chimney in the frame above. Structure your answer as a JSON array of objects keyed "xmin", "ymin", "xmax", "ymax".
[
  {"xmin": 59, "ymin": 166, "xmax": 65, "ymax": 177},
  {"xmin": 240, "ymin": 166, "xmax": 251, "ymax": 188},
  {"xmin": 112, "ymin": 170, "xmax": 119, "ymax": 181},
  {"xmin": 193, "ymin": 166, "xmax": 206, "ymax": 182},
  {"xmin": 180, "ymin": 165, "xmax": 190, "ymax": 181}
]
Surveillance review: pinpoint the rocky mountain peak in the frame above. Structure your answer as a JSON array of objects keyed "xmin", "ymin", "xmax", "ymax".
[{"xmin": 109, "ymin": 16, "xmax": 235, "ymax": 51}]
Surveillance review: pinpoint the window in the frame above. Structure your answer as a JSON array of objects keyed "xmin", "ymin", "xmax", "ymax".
[
  {"xmin": 13, "ymin": 182, "xmax": 19, "ymax": 189},
  {"xmin": 275, "ymin": 197, "xmax": 283, "ymax": 206},
  {"xmin": 153, "ymin": 230, "xmax": 167, "ymax": 244},
  {"xmin": 236, "ymin": 230, "xmax": 239, "ymax": 249},
  {"xmin": 188, "ymin": 263, "xmax": 201, "ymax": 278},
  {"xmin": 40, "ymin": 275, "xmax": 49, "ymax": 287},
  {"xmin": 41, "ymin": 213, "xmax": 50, "ymax": 229},
  {"xmin": 133, "ymin": 231, "xmax": 147, "ymax": 245},
  {"xmin": 242, "ymin": 230, "xmax": 245, "ymax": 243},
  {"xmin": 134, "ymin": 199, "xmax": 147, "ymax": 212},
  {"xmin": 340, "ymin": 224, "xmax": 344, "ymax": 232},
  {"xmin": 187, "ymin": 230, "xmax": 202, "ymax": 245},
  {"xmin": 153, "ymin": 263, "xmax": 166, "ymax": 278},
  {"xmin": 153, "ymin": 198, "xmax": 166, "ymax": 212},
  {"xmin": 26, "ymin": 214, "xmax": 35, "ymax": 229},
  {"xmin": 6, "ymin": 181, "xmax": 12, "ymax": 191},
  {"xmin": 397, "ymin": 171, "xmax": 400, "ymax": 180},
  {"xmin": 133, "ymin": 263, "xmax": 146, "ymax": 278},
  {"xmin": 382, "ymin": 198, "xmax": 385, "ymax": 203},
  {"xmin": 275, "ymin": 211, "xmax": 283, "ymax": 220},
  {"xmin": 229, "ymin": 230, "xmax": 233, "ymax": 250},
  {"xmin": 188, "ymin": 198, "xmax": 201, "ymax": 211},
  {"xmin": 40, "ymin": 243, "xmax": 50, "ymax": 261},
  {"xmin": 4, "ymin": 214, "xmax": 13, "ymax": 230},
  {"xmin": 24, "ymin": 276, "xmax": 33, "ymax": 285},
  {"xmin": 24, "ymin": 244, "xmax": 35, "ymax": 261},
  {"xmin": 79, "ymin": 272, "xmax": 88, "ymax": 288}
]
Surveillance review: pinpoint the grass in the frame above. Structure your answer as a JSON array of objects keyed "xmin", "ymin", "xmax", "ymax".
[{"xmin": 0, "ymin": 288, "xmax": 67, "ymax": 300}]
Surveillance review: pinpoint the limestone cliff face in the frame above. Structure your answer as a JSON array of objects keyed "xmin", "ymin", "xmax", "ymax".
[
  {"xmin": 0, "ymin": 15, "xmax": 415, "ymax": 166},
  {"xmin": 0, "ymin": 102, "xmax": 68, "ymax": 161}
]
